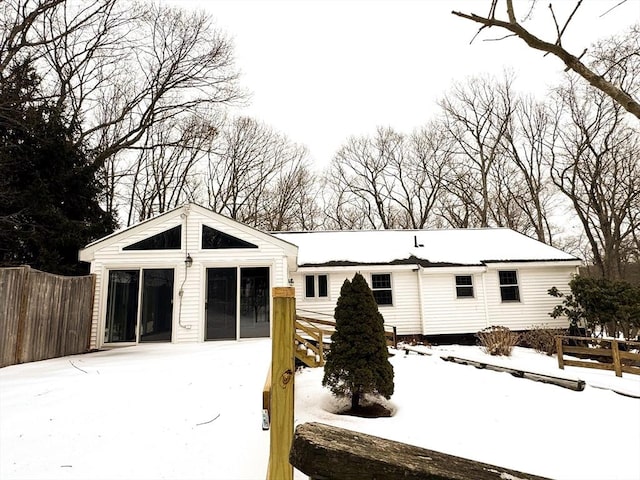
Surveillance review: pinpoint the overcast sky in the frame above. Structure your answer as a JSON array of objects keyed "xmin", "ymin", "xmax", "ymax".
[{"xmin": 171, "ymin": 0, "xmax": 636, "ymax": 169}]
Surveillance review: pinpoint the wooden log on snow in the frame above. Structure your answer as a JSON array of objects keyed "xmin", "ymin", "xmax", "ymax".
[
  {"xmin": 403, "ymin": 345, "xmax": 432, "ymax": 356},
  {"xmin": 441, "ymin": 356, "xmax": 585, "ymax": 391},
  {"xmin": 290, "ymin": 422, "xmax": 552, "ymax": 480}
]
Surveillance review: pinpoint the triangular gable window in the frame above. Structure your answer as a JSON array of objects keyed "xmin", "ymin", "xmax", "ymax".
[
  {"xmin": 202, "ymin": 225, "xmax": 258, "ymax": 249},
  {"xmin": 123, "ymin": 225, "xmax": 182, "ymax": 250}
]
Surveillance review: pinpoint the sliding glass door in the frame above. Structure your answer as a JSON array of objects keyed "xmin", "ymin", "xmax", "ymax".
[
  {"xmin": 240, "ymin": 267, "xmax": 270, "ymax": 338},
  {"xmin": 206, "ymin": 268, "xmax": 237, "ymax": 340},
  {"xmin": 206, "ymin": 267, "xmax": 270, "ymax": 340},
  {"xmin": 105, "ymin": 270, "xmax": 139, "ymax": 343},
  {"xmin": 105, "ymin": 268, "xmax": 174, "ymax": 344},
  {"xmin": 140, "ymin": 269, "xmax": 174, "ymax": 342}
]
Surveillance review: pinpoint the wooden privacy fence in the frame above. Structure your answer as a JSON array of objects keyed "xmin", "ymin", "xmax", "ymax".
[
  {"xmin": 556, "ymin": 336, "xmax": 640, "ymax": 377},
  {"xmin": 0, "ymin": 266, "xmax": 95, "ymax": 367}
]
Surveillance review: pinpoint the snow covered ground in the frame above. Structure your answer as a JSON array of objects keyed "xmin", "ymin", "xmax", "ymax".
[{"xmin": 1, "ymin": 339, "xmax": 639, "ymax": 480}]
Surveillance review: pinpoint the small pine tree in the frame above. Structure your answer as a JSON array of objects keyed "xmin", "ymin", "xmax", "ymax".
[{"xmin": 322, "ymin": 273, "xmax": 394, "ymax": 410}]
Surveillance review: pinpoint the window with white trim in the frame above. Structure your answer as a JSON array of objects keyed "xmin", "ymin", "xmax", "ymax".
[
  {"xmin": 371, "ymin": 273, "xmax": 393, "ymax": 305},
  {"xmin": 455, "ymin": 275, "xmax": 474, "ymax": 298},
  {"xmin": 305, "ymin": 274, "xmax": 328, "ymax": 299},
  {"xmin": 499, "ymin": 270, "xmax": 520, "ymax": 302}
]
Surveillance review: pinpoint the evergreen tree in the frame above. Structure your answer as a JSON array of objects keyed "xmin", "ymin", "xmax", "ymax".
[
  {"xmin": 0, "ymin": 61, "xmax": 115, "ymax": 274},
  {"xmin": 322, "ymin": 273, "xmax": 394, "ymax": 410}
]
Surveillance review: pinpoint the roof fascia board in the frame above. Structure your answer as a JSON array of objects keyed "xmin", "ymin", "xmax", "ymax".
[
  {"xmin": 296, "ymin": 264, "xmax": 418, "ymax": 273},
  {"xmin": 420, "ymin": 265, "xmax": 487, "ymax": 275},
  {"xmin": 483, "ymin": 260, "xmax": 582, "ymax": 269}
]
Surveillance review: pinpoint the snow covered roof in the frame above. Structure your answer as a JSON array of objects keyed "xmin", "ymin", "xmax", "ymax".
[{"xmin": 272, "ymin": 228, "xmax": 579, "ymax": 267}]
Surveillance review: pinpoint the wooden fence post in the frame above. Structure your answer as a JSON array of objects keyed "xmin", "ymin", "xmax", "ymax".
[
  {"xmin": 268, "ymin": 287, "xmax": 295, "ymax": 480},
  {"xmin": 556, "ymin": 336, "xmax": 564, "ymax": 370},
  {"xmin": 611, "ymin": 340, "xmax": 622, "ymax": 377},
  {"xmin": 15, "ymin": 266, "xmax": 31, "ymax": 365}
]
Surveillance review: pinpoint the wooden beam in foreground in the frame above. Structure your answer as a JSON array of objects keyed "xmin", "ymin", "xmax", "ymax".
[
  {"xmin": 290, "ymin": 422, "xmax": 552, "ymax": 480},
  {"xmin": 267, "ymin": 287, "xmax": 295, "ymax": 480}
]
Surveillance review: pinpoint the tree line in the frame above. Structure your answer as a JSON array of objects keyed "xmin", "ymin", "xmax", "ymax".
[{"xmin": 0, "ymin": 1, "xmax": 638, "ymax": 281}]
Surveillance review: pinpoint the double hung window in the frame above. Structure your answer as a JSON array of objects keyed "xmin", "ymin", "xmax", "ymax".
[
  {"xmin": 305, "ymin": 274, "xmax": 328, "ymax": 299},
  {"xmin": 371, "ymin": 273, "xmax": 393, "ymax": 305},
  {"xmin": 499, "ymin": 270, "xmax": 520, "ymax": 302},
  {"xmin": 455, "ymin": 275, "xmax": 474, "ymax": 298}
]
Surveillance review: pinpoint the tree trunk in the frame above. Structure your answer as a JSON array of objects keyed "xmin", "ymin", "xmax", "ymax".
[{"xmin": 351, "ymin": 391, "xmax": 360, "ymax": 410}]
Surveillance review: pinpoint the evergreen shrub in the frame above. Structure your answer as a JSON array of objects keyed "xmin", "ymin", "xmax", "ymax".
[{"xmin": 322, "ymin": 273, "xmax": 394, "ymax": 411}]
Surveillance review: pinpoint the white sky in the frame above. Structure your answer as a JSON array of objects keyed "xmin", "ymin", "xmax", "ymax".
[{"xmin": 172, "ymin": 0, "xmax": 637, "ymax": 169}]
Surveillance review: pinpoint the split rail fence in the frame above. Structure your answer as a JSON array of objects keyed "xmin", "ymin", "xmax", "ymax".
[
  {"xmin": 556, "ymin": 336, "xmax": 640, "ymax": 377},
  {"xmin": 0, "ymin": 266, "xmax": 95, "ymax": 367}
]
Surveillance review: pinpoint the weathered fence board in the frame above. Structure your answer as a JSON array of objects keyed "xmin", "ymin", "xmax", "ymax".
[
  {"xmin": 0, "ymin": 267, "xmax": 95, "ymax": 367},
  {"xmin": 290, "ymin": 422, "xmax": 552, "ymax": 480},
  {"xmin": 0, "ymin": 267, "xmax": 28, "ymax": 367},
  {"xmin": 556, "ymin": 336, "xmax": 640, "ymax": 378}
]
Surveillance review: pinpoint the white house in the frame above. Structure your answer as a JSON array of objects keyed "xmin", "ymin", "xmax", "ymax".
[
  {"xmin": 79, "ymin": 203, "xmax": 581, "ymax": 349},
  {"xmin": 272, "ymin": 229, "xmax": 582, "ymax": 337}
]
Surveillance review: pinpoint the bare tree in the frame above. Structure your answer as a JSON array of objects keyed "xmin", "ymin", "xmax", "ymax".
[
  {"xmin": 124, "ymin": 113, "xmax": 219, "ymax": 225},
  {"xmin": 1, "ymin": 0, "xmax": 243, "ymax": 220},
  {"xmin": 438, "ymin": 74, "xmax": 515, "ymax": 228},
  {"xmin": 501, "ymin": 96, "xmax": 557, "ymax": 243},
  {"xmin": 451, "ymin": 1, "xmax": 640, "ymax": 120},
  {"xmin": 259, "ymin": 160, "xmax": 321, "ymax": 231},
  {"xmin": 323, "ymin": 125, "xmax": 452, "ymax": 230},
  {"xmin": 320, "ymin": 179, "xmax": 371, "ymax": 231},
  {"xmin": 206, "ymin": 117, "xmax": 311, "ymax": 229},
  {"xmin": 549, "ymin": 77, "xmax": 640, "ymax": 279},
  {"xmin": 326, "ymin": 127, "xmax": 403, "ymax": 230},
  {"xmin": 391, "ymin": 124, "xmax": 452, "ymax": 229},
  {"xmin": 0, "ymin": 0, "xmax": 114, "ymax": 78},
  {"xmin": 85, "ymin": 3, "xmax": 241, "ymax": 167}
]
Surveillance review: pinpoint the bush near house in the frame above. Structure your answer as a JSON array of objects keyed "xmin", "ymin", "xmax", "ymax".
[
  {"xmin": 322, "ymin": 273, "xmax": 394, "ymax": 412},
  {"xmin": 476, "ymin": 326, "xmax": 519, "ymax": 356},
  {"xmin": 549, "ymin": 275, "xmax": 640, "ymax": 340},
  {"xmin": 519, "ymin": 325, "xmax": 567, "ymax": 356}
]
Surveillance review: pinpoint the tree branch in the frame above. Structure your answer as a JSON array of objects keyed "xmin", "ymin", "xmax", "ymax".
[{"xmin": 451, "ymin": 3, "xmax": 640, "ymax": 120}]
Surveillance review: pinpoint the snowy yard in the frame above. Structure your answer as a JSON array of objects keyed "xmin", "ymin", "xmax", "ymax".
[{"xmin": 1, "ymin": 339, "xmax": 639, "ymax": 480}]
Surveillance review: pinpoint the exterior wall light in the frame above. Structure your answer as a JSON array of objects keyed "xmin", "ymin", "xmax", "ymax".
[
  {"xmin": 185, "ymin": 254, "xmax": 193, "ymax": 268},
  {"xmin": 288, "ymin": 278, "xmax": 294, "ymax": 286}
]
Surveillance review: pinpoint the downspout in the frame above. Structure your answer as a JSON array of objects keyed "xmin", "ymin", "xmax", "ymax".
[
  {"xmin": 178, "ymin": 205, "xmax": 192, "ymax": 329},
  {"xmin": 416, "ymin": 265, "xmax": 426, "ymax": 335},
  {"xmin": 481, "ymin": 268, "xmax": 490, "ymax": 328}
]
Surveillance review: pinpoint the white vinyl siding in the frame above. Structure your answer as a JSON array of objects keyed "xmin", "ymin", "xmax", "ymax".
[
  {"xmin": 293, "ymin": 268, "xmax": 421, "ymax": 336},
  {"xmin": 85, "ymin": 206, "xmax": 292, "ymax": 349},
  {"xmin": 421, "ymin": 264, "xmax": 576, "ymax": 336},
  {"xmin": 422, "ymin": 271, "xmax": 487, "ymax": 335},
  {"xmin": 485, "ymin": 265, "xmax": 575, "ymax": 331}
]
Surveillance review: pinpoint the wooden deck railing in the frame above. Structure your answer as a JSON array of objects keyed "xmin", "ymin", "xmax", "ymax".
[
  {"xmin": 295, "ymin": 316, "xmax": 327, "ymax": 367},
  {"xmin": 556, "ymin": 336, "xmax": 640, "ymax": 377}
]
